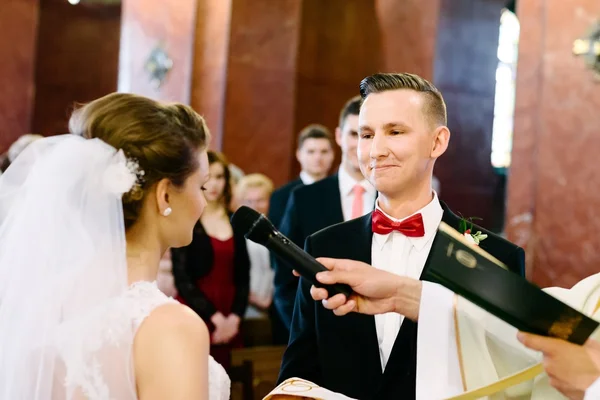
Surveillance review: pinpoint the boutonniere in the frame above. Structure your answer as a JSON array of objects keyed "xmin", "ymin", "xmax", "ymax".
[{"xmin": 458, "ymin": 215, "xmax": 488, "ymax": 246}]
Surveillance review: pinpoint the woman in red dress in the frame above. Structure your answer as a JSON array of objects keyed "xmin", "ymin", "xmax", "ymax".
[{"xmin": 172, "ymin": 151, "xmax": 250, "ymax": 371}]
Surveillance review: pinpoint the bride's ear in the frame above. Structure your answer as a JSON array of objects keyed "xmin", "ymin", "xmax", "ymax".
[{"xmin": 155, "ymin": 178, "xmax": 171, "ymax": 216}]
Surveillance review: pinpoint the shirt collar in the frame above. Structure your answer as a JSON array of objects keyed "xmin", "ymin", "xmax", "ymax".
[
  {"xmin": 299, "ymin": 171, "xmax": 316, "ymax": 185},
  {"xmin": 373, "ymin": 191, "xmax": 443, "ymax": 251},
  {"xmin": 337, "ymin": 164, "xmax": 375, "ymax": 196}
]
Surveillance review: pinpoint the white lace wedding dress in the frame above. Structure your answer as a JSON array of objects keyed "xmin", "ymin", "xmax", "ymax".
[
  {"xmin": 52, "ymin": 281, "xmax": 231, "ymax": 400},
  {"xmin": 0, "ymin": 136, "xmax": 232, "ymax": 399}
]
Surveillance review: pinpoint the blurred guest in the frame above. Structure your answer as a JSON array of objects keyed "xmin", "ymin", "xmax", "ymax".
[
  {"xmin": 172, "ymin": 151, "xmax": 250, "ymax": 371},
  {"xmin": 236, "ymin": 173, "xmax": 275, "ymax": 319},
  {"xmin": 269, "ymin": 124, "xmax": 334, "ymax": 229},
  {"xmin": 229, "ymin": 163, "xmax": 245, "ymax": 210}
]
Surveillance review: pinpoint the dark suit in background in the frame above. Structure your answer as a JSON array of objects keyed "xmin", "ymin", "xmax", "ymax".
[
  {"xmin": 278, "ymin": 203, "xmax": 525, "ymax": 399},
  {"xmin": 268, "ymin": 177, "xmax": 304, "ymax": 344},
  {"xmin": 273, "ymin": 174, "xmax": 344, "ymax": 336},
  {"xmin": 268, "ymin": 178, "xmax": 304, "ymax": 229}
]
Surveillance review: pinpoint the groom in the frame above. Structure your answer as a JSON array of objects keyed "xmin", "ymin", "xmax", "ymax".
[{"xmin": 277, "ymin": 73, "xmax": 525, "ymax": 399}]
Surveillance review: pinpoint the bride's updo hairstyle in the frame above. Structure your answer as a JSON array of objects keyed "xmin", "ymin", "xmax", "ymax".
[{"xmin": 68, "ymin": 93, "xmax": 210, "ymax": 230}]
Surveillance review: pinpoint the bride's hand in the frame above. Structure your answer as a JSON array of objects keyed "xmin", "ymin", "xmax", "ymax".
[
  {"xmin": 210, "ymin": 312, "xmax": 227, "ymax": 344},
  {"xmin": 221, "ymin": 314, "xmax": 240, "ymax": 343}
]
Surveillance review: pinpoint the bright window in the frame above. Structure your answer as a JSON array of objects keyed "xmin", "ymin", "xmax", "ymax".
[{"xmin": 491, "ymin": 9, "xmax": 520, "ymax": 169}]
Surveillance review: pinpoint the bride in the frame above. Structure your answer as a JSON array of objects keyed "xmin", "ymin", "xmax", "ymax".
[{"xmin": 0, "ymin": 93, "xmax": 231, "ymax": 399}]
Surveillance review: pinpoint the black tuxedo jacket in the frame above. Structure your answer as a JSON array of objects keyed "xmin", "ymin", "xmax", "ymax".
[
  {"xmin": 268, "ymin": 178, "xmax": 304, "ymax": 230},
  {"xmin": 278, "ymin": 203, "xmax": 525, "ymax": 400},
  {"xmin": 273, "ymin": 175, "xmax": 345, "ymax": 332}
]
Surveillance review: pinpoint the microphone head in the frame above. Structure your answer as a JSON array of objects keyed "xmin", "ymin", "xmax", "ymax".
[{"xmin": 230, "ymin": 206, "xmax": 275, "ymax": 245}]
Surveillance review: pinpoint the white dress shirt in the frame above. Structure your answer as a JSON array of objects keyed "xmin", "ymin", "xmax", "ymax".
[
  {"xmin": 299, "ymin": 171, "xmax": 316, "ymax": 185},
  {"xmin": 337, "ymin": 165, "xmax": 376, "ymax": 221},
  {"xmin": 371, "ymin": 193, "xmax": 443, "ymax": 370}
]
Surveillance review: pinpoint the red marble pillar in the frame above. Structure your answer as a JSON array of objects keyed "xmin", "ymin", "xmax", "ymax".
[
  {"xmin": 196, "ymin": 0, "xmax": 442, "ymax": 186},
  {"xmin": 32, "ymin": 0, "xmax": 121, "ymax": 135},
  {"xmin": 190, "ymin": 0, "xmax": 232, "ymax": 149},
  {"xmin": 506, "ymin": 0, "xmax": 600, "ymax": 287},
  {"xmin": 220, "ymin": 0, "xmax": 303, "ymax": 185},
  {"xmin": 0, "ymin": 0, "xmax": 39, "ymax": 150},
  {"xmin": 376, "ymin": 0, "xmax": 441, "ymax": 81},
  {"xmin": 118, "ymin": 0, "xmax": 197, "ymax": 103},
  {"xmin": 504, "ymin": 0, "xmax": 545, "ymax": 277}
]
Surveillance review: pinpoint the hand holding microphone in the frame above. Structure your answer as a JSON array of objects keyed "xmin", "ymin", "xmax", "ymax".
[{"xmin": 231, "ymin": 206, "xmax": 353, "ymax": 299}]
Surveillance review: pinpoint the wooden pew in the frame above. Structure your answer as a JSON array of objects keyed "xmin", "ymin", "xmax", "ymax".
[
  {"xmin": 242, "ymin": 317, "xmax": 274, "ymax": 347},
  {"xmin": 231, "ymin": 345, "xmax": 286, "ymax": 400}
]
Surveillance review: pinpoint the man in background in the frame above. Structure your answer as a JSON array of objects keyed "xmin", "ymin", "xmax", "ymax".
[
  {"xmin": 268, "ymin": 124, "xmax": 334, "ymax": 229},
  {"xmin": 273, "ymin": 96, "xmax": 376, "ymax": 339}
]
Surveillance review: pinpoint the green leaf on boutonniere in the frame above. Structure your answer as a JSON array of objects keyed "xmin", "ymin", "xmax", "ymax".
[
  {"xmin": 469, "ymin": 216, "xmax": 483, "ymax": 232},
  {"xmin": 457, "ymin": 213, "xmax": 483, "ymax": 235},
  {"xmin": 459, "ymin": 218, "xmax": 467, "ymax": 234}
]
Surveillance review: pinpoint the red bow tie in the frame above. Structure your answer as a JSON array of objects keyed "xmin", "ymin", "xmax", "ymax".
[{"xmin": 372, "ymin": 209, "xmax": 425, "ymax": 237}]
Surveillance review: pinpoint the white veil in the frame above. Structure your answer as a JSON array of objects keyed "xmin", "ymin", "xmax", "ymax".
[{"xmin": 0, "ymin": 134, "xmax": 136, "ymax": 399}]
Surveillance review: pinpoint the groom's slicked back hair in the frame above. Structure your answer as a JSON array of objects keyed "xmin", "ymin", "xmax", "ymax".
[
  {"xmin": 69, "ymin": 93, "xmax": 211, "ymax": 229},
  {"xmin": 359, "ymin": 73, "xmax": 447, "ymax": 128}
]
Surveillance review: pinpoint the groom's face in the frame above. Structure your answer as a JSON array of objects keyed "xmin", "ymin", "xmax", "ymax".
[{"xmin": 357, "ymin": 89, "xmax": 437, "ymax": 197}]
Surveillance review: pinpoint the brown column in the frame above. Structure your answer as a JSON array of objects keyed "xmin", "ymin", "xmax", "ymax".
[
  {"xmin": 118, "ymin": 0, "xmax": 197, "ymax": 103},
  {"xmin": 376, "ymin": 0, "xmax": 441, "ymax": 80},
  {"xmin": 504, "ymin": 0, "xmax": 545, "ymax": 277},
  {"xmin": 193, "ymin": 0, "xmax": 442, "ymax": 186},
  {"xmin": 506, "ymin": 0, "xmax": 600, "ymax": 287},
  {"xmin": 0, "ymin": 0, "xmax": 39, "ymax": 150},
  {"xmin": 190, "ymin": 0, "xmax": 232, "ymax": 149},
  {"xmin": 220, "ymin": 0, "xmax": 303, "ymax": 185},
  {"xmin": 32, "ymin": 0, "xmax": 121, "ymax": 135}
]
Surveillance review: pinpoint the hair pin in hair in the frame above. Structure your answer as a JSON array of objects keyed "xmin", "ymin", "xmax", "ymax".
[{"xmin": 103, "ymin": 150, "xmax": 145, "ymax": 195}]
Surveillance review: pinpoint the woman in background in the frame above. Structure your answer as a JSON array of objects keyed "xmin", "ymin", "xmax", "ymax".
[
  {"xmin": 172, "ymin": 151, "xmax": 250, "ymax": 371},
  {"xmin": 235, "ymin": 173, "xmax": 275, "ymax": 319}
]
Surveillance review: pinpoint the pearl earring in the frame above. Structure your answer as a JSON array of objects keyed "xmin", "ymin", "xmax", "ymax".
[{"xmin": 162, "ymin": 207, "xmax": 172, "ymax": 217}]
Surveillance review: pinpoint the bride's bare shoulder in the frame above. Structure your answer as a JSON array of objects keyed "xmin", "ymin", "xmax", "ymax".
[
  {"xmin": 135, "ymin": 302, "xmax": 208, "ymax": 348},
  {"xmin": 133, "ymin": 303, "xmax": 210, "ymax": 398}
]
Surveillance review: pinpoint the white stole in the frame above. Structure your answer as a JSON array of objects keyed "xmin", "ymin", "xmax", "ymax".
[{"xmin": 416, "ymin": 273, "xmax": 600, "ymax": 400}]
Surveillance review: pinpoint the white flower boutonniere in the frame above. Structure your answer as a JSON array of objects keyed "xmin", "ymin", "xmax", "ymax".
[
  {"xmin": 462, "ymin": 228, "xmax": 488, "ymax": 246},
  {"xmin": 459, "ymin": 216, "xmax": 488, "ymax": 246}
]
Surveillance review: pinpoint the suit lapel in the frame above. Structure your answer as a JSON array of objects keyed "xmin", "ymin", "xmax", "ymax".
[
  {"xmin": 419, "ymin": 201, "xmax": 461, "ymax": 280},
  {"xmin": 350, "ymin": 214, "xmax": 383, "ymax": 377}
]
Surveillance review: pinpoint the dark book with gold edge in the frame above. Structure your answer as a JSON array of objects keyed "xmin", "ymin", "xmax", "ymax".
[{"xmin": 423, "ymin": 222, "xmax": 599, "ymax": 345}]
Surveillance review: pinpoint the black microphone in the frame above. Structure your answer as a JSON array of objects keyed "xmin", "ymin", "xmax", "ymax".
[{"xmin": 231, "ymin": 206, "xmax": 353, "ymax": 298}]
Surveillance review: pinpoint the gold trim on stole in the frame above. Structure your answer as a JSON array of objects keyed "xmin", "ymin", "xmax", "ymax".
[
  {"xmin": 453, "ymin": 294, "xmax": 467, "ymax": 392},
  {"xmin": 444, "ymin": 363, "xmax": 544, "ymax": 400}
]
